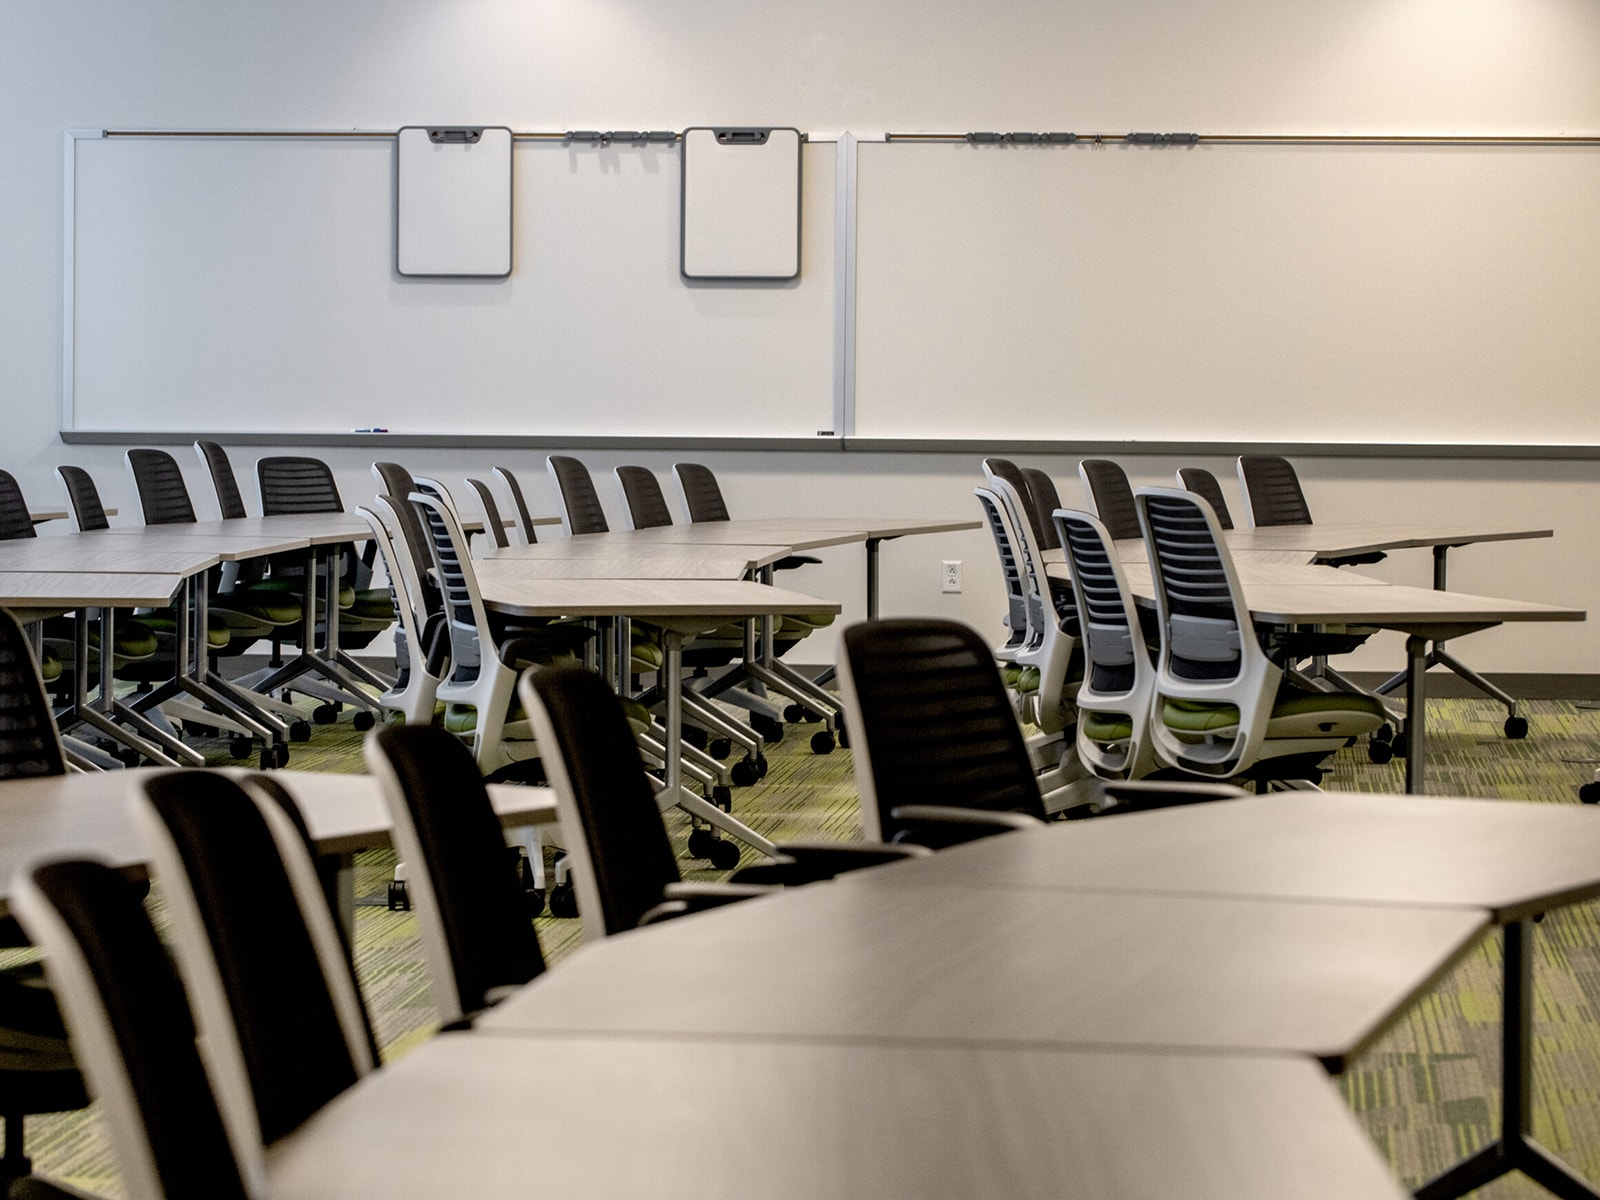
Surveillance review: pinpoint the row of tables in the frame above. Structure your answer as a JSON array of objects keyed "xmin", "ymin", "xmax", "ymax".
[{"xmin": 257, "ymin": 786, "xmax": 1600, "ymax": 1199}]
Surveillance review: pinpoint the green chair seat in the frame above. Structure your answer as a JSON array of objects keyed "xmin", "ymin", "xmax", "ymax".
[
  {"xmin": 348, "ymin": 587, "xmax": 396, "ymax": 621},
  {"xmin": 1082, "ymin": 710, "xmax": 1135, "ymax": 742}
]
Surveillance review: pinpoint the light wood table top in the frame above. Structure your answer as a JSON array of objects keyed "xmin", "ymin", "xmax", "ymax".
[
  {"xmin": 846, "ymin": 791, "xmax": 1600, "ymax": 924},
  {"xmin": 0, "ymin": 571, "xmax": 185, "ymax": 611},
  {"xmin": 472, "ymin": 553, "xmax": 764, "ymax": 581},
  {"xmin": 0, "ymin": 540, "xmax": 222, "ymax": 575},
  {"xmin": 0, "ymin": 768, "xmax": 554, "ymax": 910},
  {"xmin": 266, "ymin": 1033, "xmax": 1406, "ymax": 1200},
  {"xmin": 475, "ymin": 578, "xmax": 840, "ymax": 623},
  {"xmin": 481, "ymin": 878, "xmax": 1485, "ymax": 1071},
  {"xmin": 1222, "ymin": 521, "xmax": 1554, "ymax": 560}
]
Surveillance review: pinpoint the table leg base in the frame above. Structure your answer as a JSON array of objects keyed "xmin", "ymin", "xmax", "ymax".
[{"xmin": 1415, "ymin": 1134, "xmax": 1599, "ymax": 1200}]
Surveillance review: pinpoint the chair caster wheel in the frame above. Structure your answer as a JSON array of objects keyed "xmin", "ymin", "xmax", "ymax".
[
  {"xmin": 711, "ymin": 785, "xmax": 732, "ymax": 810},
  {"xmin": 1390, "ymin": 733, "xmax": 1408, "ymax": 758},
  {"xmin": 289, "ymin": 720, "xmax": 312, "ymax": 743},
  {"xmin": 524, "ymin": 888, "xmax": 546, "ymax": 917},
  {"xmin": 312, "ymin": 704, "xmax": 338, "ymax": 725},
  {"xmin": 730, "ymin": 758, "xmax": 760, "ymax": 787},
  {"xmin": 548, "ymin": 883, "xmax": 579, "ymax": 918},
  {"xmin": 755, "ymin": 753, "xmax": 769, "ymax": 779},
  {"xmin": 708, "ymin": 737, "xmax": 732, "ymax": 760},
  {"xmin": 810, "ymin": 730, "xmax": 836, "ymax": 755},
  {"xmin": 1372, "ymin": 723, "xmax": 1393, "ymax": 744},
  {"xmin": 783, "ymin": 704, "xmax": 806, "ymax": 723},
  {"xmin": 116, "ymin": 749, "xmax": 142, "ymax": 768},
  {"xmin": 750, "ymin": 714, "xmax": 784, "ymax": 744},
  {"xmin": 837, "ymin": 726, "xmax": 849, "ymax": 749},
  {"xmin": 387, "ymin": 879, "xmax": 410, "ymax": 911},
  {"xmin": 687, "ymin": 828, "xmax": 715, "ymax": 859},
  {"xmin": 706, "ymin": 838, "xmax": 741, "ymax": 871},
  {"xmin": 353, "ymin": 710, "xmax": 376, "ymax": 732},
  {"xmin": 1580, "ymin": 782, "xmax": 1600, "ymax": 805},
  {"xmin": 1367, "ymin": 738, "xmax": 1393, "ymax": 765},
  {"xmin": 231, "ymin": 736, "xmax": 254, "ymax": 760},
  {"xmin": 1504, "ymin": 716, "xmax": 1529, "ymax": 739}
]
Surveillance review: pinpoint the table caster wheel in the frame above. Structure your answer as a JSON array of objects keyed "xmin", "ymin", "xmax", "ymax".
[
  {"xmin": 312, "ymin": 704, "xmax": 338, "ymax": 725},
  {"xmin": 289, "ymin": 719, "xmax": 312, "ymax": 743},
  {"xmin": 706, "ymin": 838, "xmax": 741, "ymax": 871},
  {"xmin": 731, "ymin": 758, "xmax": 760, "ymax": 787},
  {"xmin": 811, "ymin": 729, "xmax": 836, "ymax": 755},
  {"xmin": 353, "ymin": 710, "xmax": 376, "ymax": 732},
  {"xmin": 548, "ymin": 883, "xmax": 578, "ymax": 918},
  {"xmin": 230, "ymin": 735, "xmax": 254, "ymax": 760},
  {"xmin": 1504, "ymin": 715, "xmax": 1529, "ymax": 739}
]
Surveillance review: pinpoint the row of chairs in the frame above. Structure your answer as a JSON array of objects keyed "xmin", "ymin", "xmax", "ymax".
[{"xmin": 977, "ymin": 456, "xmax": 1387, "ymax": 790}]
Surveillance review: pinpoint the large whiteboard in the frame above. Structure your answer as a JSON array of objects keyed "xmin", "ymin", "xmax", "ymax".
[
  {"xmin": 66, "ymin": 133, "xmax": 835, "ymax": 437},
  {"xmin": 852, "ymin": 140, "xmax": 1600, "ymax": 445}
]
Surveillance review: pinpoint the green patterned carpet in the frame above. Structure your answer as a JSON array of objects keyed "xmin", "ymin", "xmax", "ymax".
[{"xmin": 20, "ymin": 696, "xmax": 1600, "ymax": 1198}]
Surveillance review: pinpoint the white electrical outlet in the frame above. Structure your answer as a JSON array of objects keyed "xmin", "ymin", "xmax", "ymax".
[{"xmin": 941, "ymin": 560, "xmax": 962, "ymax": 593}]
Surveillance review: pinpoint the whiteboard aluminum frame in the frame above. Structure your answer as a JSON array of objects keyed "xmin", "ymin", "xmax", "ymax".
[
  {"xmin": 396, "ymin": 126, "xmax": 513, "ymax": 278},
  {"xmin": 680, "ymin": 127, "xmax": 802, "ymax": 282}
]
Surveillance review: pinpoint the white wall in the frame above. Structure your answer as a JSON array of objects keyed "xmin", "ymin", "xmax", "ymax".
[{"xmin": 5, "ymin": 0, "xmax": 1599, "ymax": 675}]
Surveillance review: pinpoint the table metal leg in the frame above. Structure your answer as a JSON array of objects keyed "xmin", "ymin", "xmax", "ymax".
[
  {"xmin": 1415, "ymin": 920, "xmax": 1600, "ymax": 1200},
  {"xmin": 1404, "ymin": 634, "xmax": 1428, "ymax": 795}
]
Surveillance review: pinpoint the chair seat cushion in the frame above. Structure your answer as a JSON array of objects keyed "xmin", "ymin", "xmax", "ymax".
[
  {"xmin": 1163, "ymin": 688, "xmax": 1386, "ymax": 738},
  {"xmin": 1082, "ymin": 710, "xmax": 1134, "ymax": 742},
  {"xmin": 348, "ymin": 587, "xmax": 395, "ymax": 621}
]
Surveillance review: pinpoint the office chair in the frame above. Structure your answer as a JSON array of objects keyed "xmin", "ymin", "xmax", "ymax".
[
  {"xmin": 973, "ymin": 483, "xmax": 1030, "ymax": 673},
  {"xmin": 52, "ymin": 465, "xmax": 160, "ymax": 665},
  {"xmin": 546, "ymin": 455, "xmax": 612, "ymax": 537},
  {"xmin": 837, "ymin": 617, "xmax": 1241, "ymax": 843},
  {"xmin": 356, "ymin": 497, "xmax": 449, "ymax": 726},
  {"xmin": 13, "ymin": 860, "xmax": 251, "ymax": 1200},
  {"xmin": 462, "ymin": 477, "xmax": 511, "ymax": 550},
  {"xmin": 1236, "ymin": 454, "xmax": 1314, "ymax": 527},
  {"xmin": 132, "ymin": 770, "xmax": 378, "ymax": 1184},
  {"xmin": 0, "ymin": 608, "xmax": 93, "ymax": 1185},
  {"xmin": 1175, "ymin": 466, "xmax": 1235, "ymax": 530},
  {"xmin": 491, "ymin": 465, "xmax": 541, "ymax": 546},
  {"xmin": 1019, "ymin": 467, "xmax": 1065, "ymax": 552},
  {"xmin": 365, "ymin": 725, "xmax": 548, "ymax": 1027},
  {"xmin": 672, "ymin": 461, "xmax": 824, "ymax": 573},
  {"xmin": 0, "ymin": 471, "xmax": 66, "ymax": 687},
  {"xmin": 1136, "ymin": 487, "xmax": 1386, "ymax": 785},
  {"xmin": 980, "ymin": 458, "xmax": 1056, "ymax": 553},
  {"xmin": 613, "ymin": 465, "xmax": 675, "ymax": 530},
  {"xmin": 1053, "ymin": 508, "xmax": 1159, "ymax": 781},
  {"xmin": 1078, "ymin": 459, "xmax": 1142, "ymax": 541},
  {"xmin": 521, "ymin": 664, "xmax": 925, "ymax": 935}
]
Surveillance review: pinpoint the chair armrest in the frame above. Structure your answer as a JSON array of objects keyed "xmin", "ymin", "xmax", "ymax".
[
  {"xmin": 730, "ymin": 842, "xmax": 931, "ymax": 886},
  {"xmin": 888, "ymin": 805, "xmax": 1044, "ymax": 848},
  {"xmin": 1092, "ymin": 779, "xmax": 1246, "ymax": 816},
  {"xmin": 639, "ymin": 881, "xmax": 777, "ymax": 927}
]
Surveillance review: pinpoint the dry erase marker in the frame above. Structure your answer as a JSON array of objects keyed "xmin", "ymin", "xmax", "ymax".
[{"xmin": 352, "ymin": 427, "xmax": 389, "ymax": 433}]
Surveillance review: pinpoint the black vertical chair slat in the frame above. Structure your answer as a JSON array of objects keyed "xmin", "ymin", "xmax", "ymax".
[
  {"xmin": 614, "ymin": 465, "xmax": 675, "ymax": 530},
  {"xmin": 141, "ymin": 772, "xmax": 369, "ymax": 1145},
  {"xmin": 546, "ymin": 456, "xmax": 610, "ymax": 536},
  {"xmin": 17, "ymin": 860, "xmax": 251, "ymax": 1200},
  {"xmin": 490, "ymin": 466, "xmax": 541, "ymax": 545},
  {"xmin": 672, "ymin": 462, "xmax": 730, "ymax": 523},
  {"xmin": 1078, "ymin": 459, "xmax": 1143, "ymax": 542},
  {"xmin": 366, "ymin": 725, "xmax": 547, "ymax": 1022},
  {"xmin": 125, "ymin": 450, "xmax": 198, "ymax": 525},
  {"xmin": 1176, "ymin": 466, "xmax": 1235, "ymax": 531},
  {"xmin": 194, "ymin": 441, "xmax": 250, "ymax": 520}
]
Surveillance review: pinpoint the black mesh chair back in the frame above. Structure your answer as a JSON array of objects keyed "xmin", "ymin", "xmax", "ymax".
[
  {"xmin": 1238, "ymin": 454, "xmax": 1312, "ymax": 527},
  {"xmin": 1078, "ymin": 459, "xmax": 1142, "ymax": 541},
  {"xmin": 982, "ymin": 457, "xmax": 1052, "ymax": 552},
  {"xmin": 1176, "ymin": 467, "xmax": 1235, "ymax": 530},
  {"xmin": 373, "ymin": 463, "xmax": 436, "ymax": 592},
  {"xmin": 126, "ymin": 449, "xmax": 198, "ymax": 525},
  {"xmin": 837, "ymin": 619, "xmax": 1045, "ymax": 842},
  {"xmin": 194, "ymin": 442, "xmax": 249, "ymax": 520},
  {"xmin": 366, "ymin": 725, "xmax": 546, "ymax": 1022},
  {"xmin": 523, "ymin": 665, "xmax": 684, "ymax": 937},
  {"xmin": 1137, "ymin": 490, "xmax": 1246, "ymax": 684},
  {"xmin": 463, "ymin": 478, "xmax": 510, "ymax": 550},
  {"xmin": 409, "ymin": 480, "xmax": 483, "ymax": 682},
  {"xmin": 256, "ymin": 456, "xmax": 342, "ymax": 515},
  {"xmin": 1056, "ymin": 510, "xmax": 1144, "ymax": 699},
  {"xmin": 0, "ymin": 608, "xmax": 66, "ymax": 779},
  {"xmin": 614, "ymin": 465, "xmax": 674, "ymax": 530},
  {"xmin": 491, "ymin": 466, "xmax": 540, "ymax": 545},
  {"xmin": 0, "ymin": 470, "xmax": 39, "ymax": 541},
  {"xmin": 672, "ymin": 462, "xmax": 730, "ymax": 523},
  {"xmin": 1019, "ymin": 467, "xmax": 1063, "ymax": 551},
  {"xmin": 974, "ymin": 488, "xmax": 1028, "ymax": 656},
  {"xmin": 55, "ymin": 466, "xmax": 111, "ymax": 532},
  {"xmin": 546, "ymin": 456, "xmax": 610, "ymax": 536},
  {"xmin": 138, "ymin": 771, "xmax": 374, "ymax": 1147},
  {"xmin": 17, "ymin": 860, "xmax": 250, "ymax": 1200}
]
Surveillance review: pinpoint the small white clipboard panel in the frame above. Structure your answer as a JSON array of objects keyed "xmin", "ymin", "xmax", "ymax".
[
  {"xmin": 397, "ymin": 126, "xmax": 513, "ymax": 277},
  {"xmin": 680, "ymin": 127, "xmax": 802, "ymax": 281}
]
